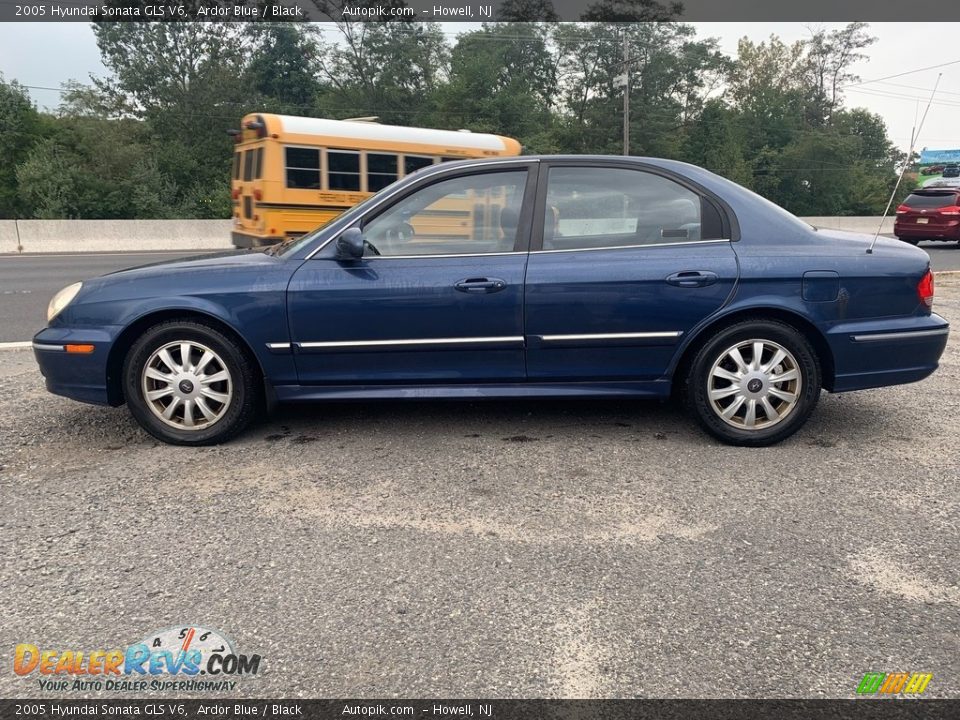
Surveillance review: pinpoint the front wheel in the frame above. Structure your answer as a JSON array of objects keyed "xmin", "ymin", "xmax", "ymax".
[
  {"xmin": 123, "ymin": 320, "xmax": 258, "ymax": 445},
  {"xmin": 685, "ymin": 320, "xmax": 821, "ymax": 447}
]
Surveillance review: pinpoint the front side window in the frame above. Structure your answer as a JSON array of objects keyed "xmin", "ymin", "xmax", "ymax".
[
  {"xmin": 367, "ymin": 153, "xmax": 398, "ymax": 192},
  {"xmin": 543, "ymin": 167, "xmax": 704, "ymax": 250},
  {"xmin": 328, "ymin": 150, "xmax": 361, "ymax": 191},
  {"xmin": 363, "ymin": 170, "xmax": 527, "ymax": 256},
  {"xmin": 286, "ymin": 147, "xmax": 320, "ymax": 189}
]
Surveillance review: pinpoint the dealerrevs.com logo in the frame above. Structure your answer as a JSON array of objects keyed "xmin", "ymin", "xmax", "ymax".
[{"xmin": 13, "ymin": 626, "xmax": 262, "ymax": 692}]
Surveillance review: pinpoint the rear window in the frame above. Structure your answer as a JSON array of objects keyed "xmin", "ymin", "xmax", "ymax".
[
  {"xmin": 904, "ymin": 192, "xmax": 959, "ymax": 209},
  {"xmin": 242, "ymin": 150, "xmax": 254, "ymax": 182}
]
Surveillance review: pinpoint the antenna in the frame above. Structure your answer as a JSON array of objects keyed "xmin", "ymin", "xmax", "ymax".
[{"xmin": 868, "ymin": 73, "xmax": 942, "ymax": 254}]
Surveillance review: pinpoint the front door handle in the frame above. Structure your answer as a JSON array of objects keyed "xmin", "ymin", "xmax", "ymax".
[
  {"xmin": 666, "ymin": 270, "xmax": 719, "ymax": 288},
  {"xmin": 455, "ymin": 277, "xmax": 507, "ymax": 294}
]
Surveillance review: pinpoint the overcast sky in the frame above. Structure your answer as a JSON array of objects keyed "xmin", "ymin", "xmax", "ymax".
[{"xmin": 2, "ymin": 22, "xmax": 960, "ymax": 154}]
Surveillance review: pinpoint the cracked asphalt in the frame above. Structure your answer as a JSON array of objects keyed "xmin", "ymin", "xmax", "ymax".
[{"xmin": 0, "ymin": 279, "xmax": 958, "ymax": 699}]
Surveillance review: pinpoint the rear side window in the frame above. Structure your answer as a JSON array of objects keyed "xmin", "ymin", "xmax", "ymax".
[
  {"xmin": 905, "ymin": 192, "xmax": 960, "ymax": 209},
  {"xmin": 404, "ymin": 155, "xmax": 434, "ymax": 175},
  {"xmin": 328, "ymin": 151, "xmax": 361, "ymax": 191},
  {"xmin": 232, "ymin": 152, "xmax": 241, "ymax": 180},
  {"xmin": 367, "ymin": 153, "xmax": 398, "ymax": 192},
  {"xmin": 285, "ymin": 147, "xmax": 320, "ymax": 189},
  {"xmin": 542, "ymin": 167, "xmax": 705, "ymax": 251}
]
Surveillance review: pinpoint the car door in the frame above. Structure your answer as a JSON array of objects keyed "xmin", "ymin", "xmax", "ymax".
[
  {"xmin": 286, "ymin": 162, "xmax": 538, "ymax": 385},
  {"xmin": 524, "ymin": 161, "xmax": 739, "ymax": 382}
]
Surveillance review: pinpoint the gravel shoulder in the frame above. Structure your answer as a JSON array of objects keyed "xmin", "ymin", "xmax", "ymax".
[{"xmin": 0, "ymin": 279, "xmax": 958, "ymax": 699}]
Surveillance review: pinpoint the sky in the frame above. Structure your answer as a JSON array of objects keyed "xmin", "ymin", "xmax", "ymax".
[{"xmin": 2, "ymin": 22, "xmax": 960, "ymax": 155}]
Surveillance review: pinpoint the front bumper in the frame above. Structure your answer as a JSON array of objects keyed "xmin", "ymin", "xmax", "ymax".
[
  {"xmin": 826, "ymin": 314, "xmax": 949, "ymax": 392},
  {"xmin": 32, "ymin": 326, "xmax": 121, "ymax": 406}
]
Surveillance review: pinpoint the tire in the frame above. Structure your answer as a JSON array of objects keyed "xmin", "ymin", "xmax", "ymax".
[
  {"xmin": 122, "ymin": 320, "xmax": 259, "ymax": 446},
  {"xmin": 900, "ymin": 238, "xmax": 920, "ymax": 246},
  {"xmin": 685, "ymin": 320, "xmax": 821, "ymax": 447}
]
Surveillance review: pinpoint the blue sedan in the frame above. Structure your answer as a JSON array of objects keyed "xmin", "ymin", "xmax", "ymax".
[{"xmin": 34, "ymin": 156, "xmax": 949, "ymax": 446}]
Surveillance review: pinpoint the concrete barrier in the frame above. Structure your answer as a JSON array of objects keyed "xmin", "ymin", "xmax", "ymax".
[
  {"xmin": 8, "ymin": 219, "xmax": 233, "ymax": 254},
  {"xmin": 803, "ymin": 216, "xmax": 894, "ymax": 235},
  {"xmin": 0, "ymin": 220, "xmax": 20, "ymax": 253},
  {"xmin": 0, "ymin": 216, "xmax": 898, "ymax": 254}
]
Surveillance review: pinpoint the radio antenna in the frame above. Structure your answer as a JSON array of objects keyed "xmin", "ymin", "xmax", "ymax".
[{"xmin": 868, "ymin": 73, "xmax": 942, "ymax": 254}]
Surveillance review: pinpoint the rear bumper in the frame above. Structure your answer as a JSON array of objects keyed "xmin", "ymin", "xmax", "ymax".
[
  {"xmin": 894, "ymin": 221, "xmax": 960, "ymax": 240},
  {"xmin": 826, "ymin": 314, "xmax": 949, "ymax": 392},
  {"xmin": 32, "ymin": 326, "xmax": 121, "ymax": 406}
]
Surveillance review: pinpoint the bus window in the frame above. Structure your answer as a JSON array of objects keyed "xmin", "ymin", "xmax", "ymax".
[
  {"xmin": 404, "ymin": 155, "xmax": 433, "ymax": 175},
  {"xmin": 243, "ymin": 150, "xmax": 254, "ymax": 182},
  {"xmin": 328, "ymin": 150, "xmax": 361, "ymax": 191},
  {"xmin": 232, "ymin": 152, "xmax": 241, "ymax": 180},
  {"xmin": 367, "ymin": 153, "xmax": 398, "ymax": 192},
  {"xmin": 285, "ymin": 147, "xmax": 321, "ymax": 189},
  {"xmin": 254, "ymin": 147, "xmax": 264, "ymax": 179}
]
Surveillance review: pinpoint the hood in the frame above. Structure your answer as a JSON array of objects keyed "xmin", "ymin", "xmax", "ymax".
[{"xmin": 101, "ymin": 248, "xmax": 279, "ymax": 279}]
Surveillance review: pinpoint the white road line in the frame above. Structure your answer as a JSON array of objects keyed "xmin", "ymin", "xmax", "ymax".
[{"xmin": 0, "ymin": 341, "xmax": 32, "ymax": 350}]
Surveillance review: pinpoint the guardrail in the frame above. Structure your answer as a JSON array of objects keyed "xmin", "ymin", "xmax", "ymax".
[{"xmin": 0, "ymin": 217, "xmax": 897, "ymax": 254}]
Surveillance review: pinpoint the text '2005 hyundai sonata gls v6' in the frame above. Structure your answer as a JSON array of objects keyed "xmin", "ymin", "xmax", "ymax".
[{"xmin": 34, "ymin": 156, "xmax": 949, "ymax": 446}]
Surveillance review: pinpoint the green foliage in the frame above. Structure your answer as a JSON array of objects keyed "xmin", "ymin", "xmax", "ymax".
[
  {"xmin": 3, "ymin": 21, "xmax": 906, "ymax": 219},
  {"xmin": 0, "ymin": 76, "xmax": 47, "ymax": 218}
]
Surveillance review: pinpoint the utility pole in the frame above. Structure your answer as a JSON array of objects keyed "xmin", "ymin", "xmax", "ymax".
[{"xmin": 622, "ymin": 33, "xmax": 630, "ymax": 156}]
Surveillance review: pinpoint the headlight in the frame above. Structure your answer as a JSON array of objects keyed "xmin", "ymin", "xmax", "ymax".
[{"xmin": 47, "ymin": 282, "xmax": 83, "ymax": 323}]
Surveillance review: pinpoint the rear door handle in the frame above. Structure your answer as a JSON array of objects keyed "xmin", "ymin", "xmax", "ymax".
[
  {"xmin": 666, "ymin": 270, "xmax": 719, "ymax": 288},
  {"xmin": 455, "ymin": 277, "xmax": 507, "ymax": 294}
]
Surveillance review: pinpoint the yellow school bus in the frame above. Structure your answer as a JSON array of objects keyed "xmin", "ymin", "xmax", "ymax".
[{"xmin": 229, "ymin": 113, "xmax": 523, "ymax": 248}]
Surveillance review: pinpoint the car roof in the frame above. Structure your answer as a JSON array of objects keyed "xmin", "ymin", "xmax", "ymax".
[{"xmin": 907, "ymin": 187, "xmax": 960, "ymax": 195}]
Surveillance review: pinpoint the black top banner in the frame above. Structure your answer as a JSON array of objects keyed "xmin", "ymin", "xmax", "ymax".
[
  {"xmin": 3, "ymin": 700, "xmax": 960, "ymax": 720},
  {"xmin": 5, "ymin": 0, "xmax": 960, "ymax": 22}
]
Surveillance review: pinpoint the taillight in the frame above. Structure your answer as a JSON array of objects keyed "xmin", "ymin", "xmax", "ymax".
[
  {"xmin": 895, "ymin": 204, "xmax": 910, "ymax": 215},
  {"xmin": 231, "ymin": 189, "xmax": 240, "ymax": 200},
  {"xmin": 938, "ymin": 205, "xmax": 960, "ymax": 215},
  {"xmin": 918, "ymin": 269, "xmax": 934, "ymax": 308},
  {"xmin": 254, "ymin": 189, "xmax": 262, "ymax": 201}
]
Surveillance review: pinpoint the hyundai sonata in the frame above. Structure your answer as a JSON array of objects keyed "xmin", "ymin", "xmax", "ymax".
[{"xmin": 34, "ymin": 156, "xmax": 949, "ymax": 446}]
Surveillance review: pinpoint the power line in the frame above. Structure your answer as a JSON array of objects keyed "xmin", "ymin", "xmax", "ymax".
[{"xmin": 839, "ymin": 58, "xmax": 960, "ymax": 90}]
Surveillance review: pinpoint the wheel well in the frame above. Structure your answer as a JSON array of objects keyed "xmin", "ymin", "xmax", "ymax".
[
  {"xmin": 105, "ymin": 310, "xmax": 264, "ymax": 406},
  {"xmin": 672, "ymin": 308, "xmax": 836, "ymax": 394}
]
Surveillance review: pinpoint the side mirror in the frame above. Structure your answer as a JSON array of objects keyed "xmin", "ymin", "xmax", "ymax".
[{"xmin": 336, "ymin": 228, "xmax": 365, "ymax": 259}]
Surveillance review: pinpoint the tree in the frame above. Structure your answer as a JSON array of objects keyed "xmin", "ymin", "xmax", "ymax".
[
  {"xmin": 246, "ymin": 24, "xmax": 324, "ymax": 115},
  {"xmin": 804, "ymin": 22, "xmax": 876, "ymax": 125},
  {"xmin": 434, "ymin": 23, "xmax": 556, "ymax": 143},
  {"xmin": 682, "ymin": 100, "xmax": 751, "ymax": 186},
  {"xmin": 319, "ymin": 20, "xmax": 448, "ymax": 124},
  {"xmin": 0, "ymin": 76, "xmax": 47, "ymax": 218},
  {"xmin": 92, "ymin": 22, "xmax": 252, "ymax": 211}
]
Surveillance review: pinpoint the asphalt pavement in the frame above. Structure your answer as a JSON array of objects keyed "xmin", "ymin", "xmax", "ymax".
[
  {"xmin": 0, "ymin": 279, "xmax": 957, "ymax": 699},
  {"xmin": 1, "ymin": 241, "xmax": 959, "ymax": 343}
]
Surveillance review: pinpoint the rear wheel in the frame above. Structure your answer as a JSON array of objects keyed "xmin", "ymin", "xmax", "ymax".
[
  {"xmin": 685, "ymin": 320, "xmax": 821, "ymax": 446},
  {"xmin": 123, "ymin": 320, "xmax": 258, "ymax": 445}
]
